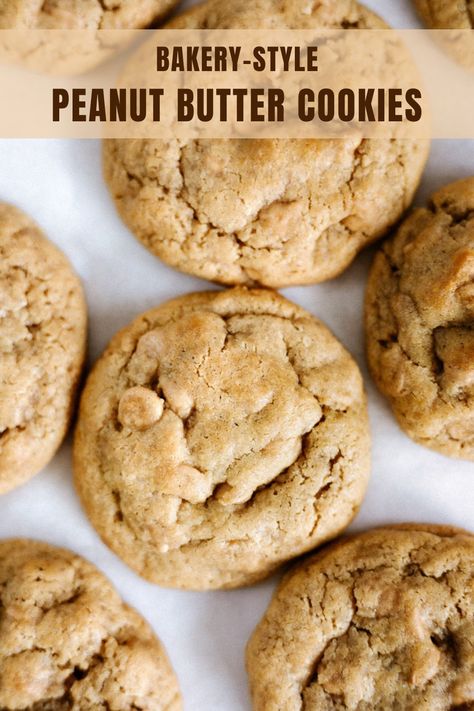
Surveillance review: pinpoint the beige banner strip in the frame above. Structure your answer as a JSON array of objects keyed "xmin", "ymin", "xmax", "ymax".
[{"xmin": 0, "ymin": 29, "xmax": 473, "ymax": 138}]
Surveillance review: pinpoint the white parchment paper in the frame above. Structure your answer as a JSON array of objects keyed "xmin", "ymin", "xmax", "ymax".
[{"xmin": 0, "ymin": 1, "xmax": 473, "ymax": 708}]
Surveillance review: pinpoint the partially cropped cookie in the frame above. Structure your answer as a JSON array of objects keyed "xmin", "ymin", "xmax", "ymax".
[
  {"xmin": 0, "ymin": 0, "xmax": 179, "ymax": 29},
  {"xmin": 103, "ymin": 0, "xmax": 428, "ymax": 288},
  {"xmin": 247, "ymin": 524, "xmax": 474, "ymax": 711},
  {"xmin": 415, "ymin": 0, "xmax": 474, "ymax": 29},
  {"xmin": 0, "ymin": 539, "xmax": 181, "ymax": 710},
  {"xmin": 366, "ymin": 178, "xmax": 474, "ymax": 460},
  {"xmin": 414, "ymin": 0, "xmax": 474, "ymax": 70},
  {"xmin": 74, "ymin": 288, "xmax": 370, "ymax": 590},
  {"xmin": 0, "ymin": 204, "xmax": 86, "ymax": 494}
]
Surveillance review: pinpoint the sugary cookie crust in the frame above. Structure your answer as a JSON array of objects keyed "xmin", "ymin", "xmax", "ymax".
[
  {"xmin": 103, "ymin": 0, "xmax": 429, "ymax": 288},
  {"xmin": 0, "ymin": 203, "xmax": 86, "ymax": 494},
  {"xmin": 365, "ymin": 178, "xmax": 474, "ymax": 460},
  {"xmin": 415, "ymin": 0, "xmax": 474, "ymax": 29},
  {"xmin": 247, "ymin": 524, "xmax": 474, "ymax": 711},
  {"xmin": 0, "ymin": 0, "xmax": 179, "ymax": 29},
  {"xmin": 0, "ymin": 539, "xmax": 181, "ymax": 710},
  {"xmin": 74, "ymin": 288, "xmax": 370, "ymax": 590}
]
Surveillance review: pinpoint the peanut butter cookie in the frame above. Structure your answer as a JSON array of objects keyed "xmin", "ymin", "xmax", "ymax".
[
  {"xmin": 0, "ymin": 0, "xmax": 180, "ymax": 29},
  {"xmin": 0, "ymin": 538, "xmax": 181, "ymax": 710},
  {"xmin": 247, "ymin": 524, "xmax": 474, "ymax": 711},
  {"xmin": 415, "ymin": 0, "xmax": 474, "ymax": 29},
  {"xmin": 365, "ymin": 178, "xmax": 474, "ymax": 460},
  {"xmin": 0, "ymin": 203, "xmax": 86, "ymax": 494},
  {"xmin": 103, "ymin": 0, "xmax": 429, "ymax": 288},
  {"xmin": 414, "ymin": 0, "xmax": 474, "ymax": 71},
  {"xmin": 74, "ymin": 288, "xmax": 370, "ymax": 590}
]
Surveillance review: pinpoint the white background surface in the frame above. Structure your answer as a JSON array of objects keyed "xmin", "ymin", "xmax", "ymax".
[{"xmin": 0, "ymin": 1, "xmax": 473, "ymax": 709}]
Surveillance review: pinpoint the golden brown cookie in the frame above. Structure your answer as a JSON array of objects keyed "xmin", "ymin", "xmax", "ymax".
[
  {"xmin": 74, "ymin": 288, "xmax": 370, "ymax": 590},
  {"xmin": 0, "ymin": 538, "xmax": 182, "ymax": 710},
  {"xmin": 247, "ymin": 524, "xmax": 474, "ymax": 711},
  {"xmin": 0, "ymin": 204, "xmax": 87, "ymax": 494},
  {"xmin": 103, "ymin": 0, "xmax": 429, "ymax": 289},
  {"xmin": 414, "ymin": 0, "xmax": 474, "ymax": 71},
  {"xmin": 0, "ymin": 0, "xmax": 180, "ymax": 29},
  {"xmin": 365, "ymin": 178, "xmax": 474, "ymax": 460},
  {"xmin": 415, "ymin": 0, "xmax": 474, "ymax": 29}
]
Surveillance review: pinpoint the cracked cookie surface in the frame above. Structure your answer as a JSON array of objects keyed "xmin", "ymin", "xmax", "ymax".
[
  {"xmin": 365, "ymin": 178, "xmax": 474, "ymax": 460},
  {"xmin": 247, "ymin": 524, "xmax": 474, "ymax": 711},
  {"xmin": 0, "ymin": 203, "xmax": 86, "ymax": 494},
  {"xmin": 414, "ymin": 0, "xmax": 474, "ymax": 28},
  {"xmin": 0, "ymin": 0, "xmax": 179, "ymax": 29},
  {"xmin": 103, "ymin": 0, "xmax": 428, "ymax": 288},
  {"xmin": 73, "ymin": 288, "xmax": 370, "ymax": 590},
  {"xmin": 0, "ymin": 539, "xmax": 181, "ymax": 710}
]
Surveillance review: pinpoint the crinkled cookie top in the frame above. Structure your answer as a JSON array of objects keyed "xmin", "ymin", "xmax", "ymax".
[
  {"xmin": 166, "ymin": 0, "xmax": 384, "ymax": 30},
  {"xmin": 365, "ymin": 178, "xmax": 474, "ymax": 460},
  {"xmin": 247, "ymin": 525, "xmax": 474, "ymax": 711},
  {"xmin": 103, "ymin": 0, "xmax": 428, "ymax": 288},
  {"xmin": 0, "ymin": 539, "xmax": 181, "ymax": 710},
  {"xmin": 0, "ymin": 0, "xmax": 179, "ymax": 29},
  {"xmin": 0, "ymin": 203, "xmax": 86, "ymax": 494},
  {"xmin": 74, "ymin": 288, "xmax": 370, "ymax": 590}
]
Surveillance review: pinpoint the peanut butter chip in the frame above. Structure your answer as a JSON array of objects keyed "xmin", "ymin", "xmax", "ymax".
[
  {"xmin": 159, "ymin": 464, "xmax": 213, "ymax": 505},
  {"xmin": 74, "ymin": 288, "xmax": 370, "ymax": 590},
  {"xmin": 247, "ymin": 526, "xmax": 474, "ymax": 711},
  {"xmin": 160, "ymin": 377, "xmax": 194, "ymax": 419},
  {"xmin": 366, "ymin": 178, "xmax": 474, "ymax": 460},
  {"xmin": 118, "ymin": 386, "xmax": 164, "ymax": 430}
]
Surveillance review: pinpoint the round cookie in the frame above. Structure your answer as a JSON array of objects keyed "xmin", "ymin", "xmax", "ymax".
[
  {"xmin": 0, "ymin": 204, "xmax": 87, "ymax": 494},
  {"xmin": 74, "ymin": 288, "xmax": 370, "ymax": 590},
  {"xmin": 247, "ymin": 524, "xmax": 474, "ymax": 711},
  {"xmin": 0, "ymin": 538, "xmax": 181, "ymax": 710},
  {"xmin": 103, "ymin": 0, "xmax": 429, "ymax": 289},
  {"xmin": 0, "ymin": 0, "xmax": 180, "ymax": 29},
  {"xmin": 365, "ymin": 178, "xmax": 474, "ymax": 460},
  {"xmin": 415, "ymin": 0, "xmax": 474, "ymax": 29}
]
